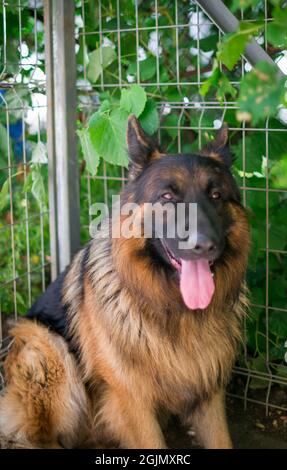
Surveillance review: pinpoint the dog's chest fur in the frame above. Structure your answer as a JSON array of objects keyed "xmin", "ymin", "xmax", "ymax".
[{"xmin": 64, "ymin": 230, "xmax": 243, "ymax": 415}]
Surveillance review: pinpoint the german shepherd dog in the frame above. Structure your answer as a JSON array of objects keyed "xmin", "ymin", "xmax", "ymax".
[{"xmin": 0, "ymin": 116, "xmax": 250, "ymax": 449}]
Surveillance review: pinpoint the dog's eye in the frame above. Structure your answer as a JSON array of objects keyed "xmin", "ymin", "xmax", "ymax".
[
  {"xmin": 211, "ymin": 190, "xmax": 221, "ymax": 200},
  {"xmin": 161, "ymin": 193, "xmax": 173, "ymax": 201}
]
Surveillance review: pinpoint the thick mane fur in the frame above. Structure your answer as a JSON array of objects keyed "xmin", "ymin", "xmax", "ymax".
[
  {"xmin": 63, "ymin": 203, "xmax": 250, "ymax": 417},
  {"xmin": 0, "ymin": 119, "xmax": 251, "ymax": 449}
]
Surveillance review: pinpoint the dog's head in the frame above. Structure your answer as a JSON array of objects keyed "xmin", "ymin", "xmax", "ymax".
[{"xmin": 115, "ymin": 115, "xmax": 250, "ymax": 312}]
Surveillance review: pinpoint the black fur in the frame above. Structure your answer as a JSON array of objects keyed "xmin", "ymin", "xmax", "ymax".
[
  {"xmin": 26, "ymin": 120, "xmax": 238, "ymax": 339},
  {"xmin": 26, "ymin": 269, "xmax": 68, "ymax": 338}
]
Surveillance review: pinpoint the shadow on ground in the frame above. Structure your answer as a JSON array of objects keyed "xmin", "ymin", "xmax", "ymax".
[{"xmin": 165, "ymin": 397, "xmax": 287, "ymax": 449}]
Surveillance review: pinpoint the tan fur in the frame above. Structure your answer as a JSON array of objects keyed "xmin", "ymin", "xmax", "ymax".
[
  {"xmin": 186, "ymin": 390, "xmax": 233, "ymax": 449},
  {"xmin": 64, "ymin": 202, "xmax": 248, "ymax": 448},
  {"xmin": 0, "ymin": 179, "xmax": 250, "ymax": 449},
  {"xmin": 0, "ymin": 321, "xmax": 89, "ymax": 448},
  {"xmin": 127, "ymin": 115, "xmax": 163, "ymax": 161},
  {"xmin": 199, "ymin": 123, "xmax": 229, "ymax": 161},
  {"xmin": 126, "ymin": 115, "xmax": 165, "ymax": 181}
]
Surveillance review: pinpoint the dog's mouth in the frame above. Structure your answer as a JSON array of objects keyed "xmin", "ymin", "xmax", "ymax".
[
  {"xmin": 160, "ymin": 239, "xmax": 216, "ymax": 311},
  {"xmin": 160, "ymin": 239, "xmax": 215, "ymax": 273}
]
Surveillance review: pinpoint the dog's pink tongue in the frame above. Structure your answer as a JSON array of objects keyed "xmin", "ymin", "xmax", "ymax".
[{"xmin": 180, "ymin": 259, "xmax": 215, "ymax": 310}]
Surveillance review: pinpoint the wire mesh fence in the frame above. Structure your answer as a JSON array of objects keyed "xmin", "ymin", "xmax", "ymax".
[
  {"xmin": 0, "ymin": 0, "xmax": 287, "ymax": 416},
  {"xmin": 76, "ymin": 0, "xmax": 287, "ymax": 413},
  {"xmin": 0, "ymin": 0, "xmax": 50, "ymax": 386}
]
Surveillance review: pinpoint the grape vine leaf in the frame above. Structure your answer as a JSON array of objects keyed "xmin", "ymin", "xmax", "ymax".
[
  {"xmin": 217, "ymin": 21, "xmax": 264, "ymax": 70},
  {"xmin": 77, "ymin": 127, "xmax": 100, "ymax": 176},
  {"xmin": 237, "ymin": 61, "xmax": 286, "ymax": 124},
  {"xmin": 88, "ymin": 108, "xmax": 129, "ymax": 167},
  {"xmin": 120, "ymin": 84, "xmax": 147, "ymax": 117},
  {"xmin": 139, "ymin": 99, "xmax": 159, "ymax": 135},
  {"xmin": 87, "ymin": 46, "xmax": 116, "ymax": 83}
]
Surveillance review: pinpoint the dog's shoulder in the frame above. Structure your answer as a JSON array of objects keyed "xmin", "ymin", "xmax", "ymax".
[{"xmin": 26, "ymin": 269, "xmax": 69, "ymax": 338}]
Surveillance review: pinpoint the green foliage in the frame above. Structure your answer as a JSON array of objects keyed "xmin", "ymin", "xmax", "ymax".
[
  {"xmin": 270, "ymin": 155, "xmax": 287, "ymax": 189},
  {"xmin": 120, "ymin": 84, "xmax": 147, "ymax": 117},
  {"xmin": 89, "ymin": 108, "xmax": 129, "ymax": 167},
  {"xmin": 231, "ymin": 0, "xmax": 260, "ymax": 12},
  {"xmin": 200, "ymin": 2, "xmax": 287, "ymax": 125},
  {"xmin": 138, "ymin": 99, "xmax": 159, "ymax": 135},
  {"xmin": 140, "ymin": 57, "xmax": 157, "ymax": 81},
  {"xmin": 87, "ymin": 46, "xmax": 117, "ymax": 83},
  {"xmin": 0, "ymin": 179, "xmax": 9, "ymax": 211},
  {"xmin": 0, "ymin": 122, "xmax": 13, "ymax": 159},
  {"xmin": 77, "ymin": 128, "xmax": 100, "ymax": 176},
  {"xmin": 79, "ymin": 85, "xmax": 160, "ymax": 170},
  {"xmin": 237, "ymin": 61, "xmax": 287, "ymax": 124},
  {"xmin": 29, "ymin": 165, "xmax": 48, "ymax": 211},
  {"xmin": 217, "ymin": 21, "xmax": 264, "ymax": 70},
  {"xmin": 200, "ymin": 61, "xmax": 237, "ymax": 102},
  {"xmin": 267, "ymin": 6, "xmax": 287, "ymax": 48}
]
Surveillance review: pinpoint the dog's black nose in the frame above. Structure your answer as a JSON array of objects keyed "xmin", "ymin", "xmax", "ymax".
[{"xmin": 193, "ymin": 234, "xmax": 217, "ymax": 256}]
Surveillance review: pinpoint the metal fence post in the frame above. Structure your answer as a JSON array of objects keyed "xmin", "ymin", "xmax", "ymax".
[
  {"xmin": 196, "ymin": 0, "xmax": 284, "ymax": 76},
  {"xmin": 44, "ymin": 0, "xmax": 80, "ymax": 279}
]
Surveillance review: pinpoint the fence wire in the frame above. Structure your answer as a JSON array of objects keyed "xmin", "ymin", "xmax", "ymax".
[
  {"xmin": 76, "ymin": 0, "xmax": 287, "ymax": 414},
  {"xmin": 0, "ymin": 0, "xmax": 50, "ymax": 386},
  {"xmin": 0, "ymin": 0, "xmax": 286, "ymax": 417}
]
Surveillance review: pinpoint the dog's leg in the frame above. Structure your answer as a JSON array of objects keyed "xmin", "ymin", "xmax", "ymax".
[
  {"xmin": 97, "ymin": 386, "xmax": 166, "ymax": 449},
  {"xmin": 188, "ymin": 390, "xmax": 232, "ymax": 449},
  {"xmin": 0, "ymin": 321, "xmax": 89, "ymax": 449}
]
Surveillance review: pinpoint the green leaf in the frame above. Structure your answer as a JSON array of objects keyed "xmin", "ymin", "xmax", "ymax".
[
  {"xmin": 217, "ymin": 21, "xmax": 264, "ymax": 70},
  {"xmin": 237, "ymin": 61, "xmax": 286, "ymax": 124},
  {"xmin": 99, "ymin": 99, "xmax": 111, "ymax": 113},
  {"xmin": 162, "ymin": 114, "xmax": 178, "ymax": 139},
  {"xmin": 270, "ymin": 155, "xmax": 287, "ymax": 189},
  {"xmin": 140, "ymin": 56, "xmax": 156, "ymax": 81},
  {"xmin": 269, "ymin": 223, "xmax": 287, "ymax": 251},
  {"xmin": 232, "ymin": 131, "xmax": 287, "ymax": 173},
  {"xmin": 267, "ymin": 23, "xmax": 287, "ymax": 49},
  {"xmin": 87, "ymin": 46, "xmax": 116, "ymax": 83},
  {"xmin": 88, "ymin": 108, "xmax": 129, "ymax": 167},
  {"xmin": 231, "ymin": 0, "xmax": 260, "ymax": 12},
  {"xmin": 77, "ymin": 128, "xmax": 100, "ymax": 176},
  {"xmin": 139, "ymin": 99, "xmax": 159, "ymax": 135},
  {"xmin": 269, "ymin": 345, "xmax": 287, "ymax": 362},
  {"xmin": 31, "ymin": 165, "xmax": 47, "ymax": 210},
  {"xmin": 200, "ymin": 64, "xmax": 237, "ymax": 101},
  {"xmin": 199, "ymin": 35, "xmax": 219, "ymax": 52},
  {"xmin": 23, "ymin": 171, "xmax": 33, "ymax": 193},
  {"xmin": 0, "ymin": 179, "xmax": 9, "ymax": 211},
  {"xmin": 120, "ymin": 84, "xmax": 147, "ymax": 117},
  {"xmin": 217, "ymin": 33, "xmax": 247, "ymax": 71},
  {"xmin": 126, "ymin": 61, "xmax": 137, "ymax": 77},
  {"xmin": 0, "ymin": 122, "xmax": 13, "ymax": 163},
  {"xmin": 269, "ymin": 313, "xmax": 287, "ymax": 338},
  {"xmin": 275, "ymin": 364, "xmax": 287, "ymax": 379},
  {"xmin": 267, "ymin": 6, "xmax": 287, "ymax": 48},
  {"xmin": 248, "ymin": 356, "xmax": 269, "ymax": 390}
]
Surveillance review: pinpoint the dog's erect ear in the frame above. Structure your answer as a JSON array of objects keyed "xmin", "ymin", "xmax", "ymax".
[
  {"xmin": 200, "ymin": 123, "xmax": 233, "ymax": 167},
  {"xmin": 127, "ymin": 115, "xmax": 162, "ymax": 180}
]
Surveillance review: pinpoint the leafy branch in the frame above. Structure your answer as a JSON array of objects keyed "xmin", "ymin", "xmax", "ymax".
[{"xmin": 78, "ymin": 84, "xmax": 159, "ymax": 175}]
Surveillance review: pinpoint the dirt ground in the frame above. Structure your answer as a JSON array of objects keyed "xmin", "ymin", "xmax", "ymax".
[
  {"xmin": 227, "ymin": 398, "xmax": 287, "ymax": 449},
  {"xmin": 165, "ymin": 394, "xmax": 287, "ymax": 449},
  {"xmin": 1, "ymin": 366, "xmax": 286, "ymax": 449}
]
